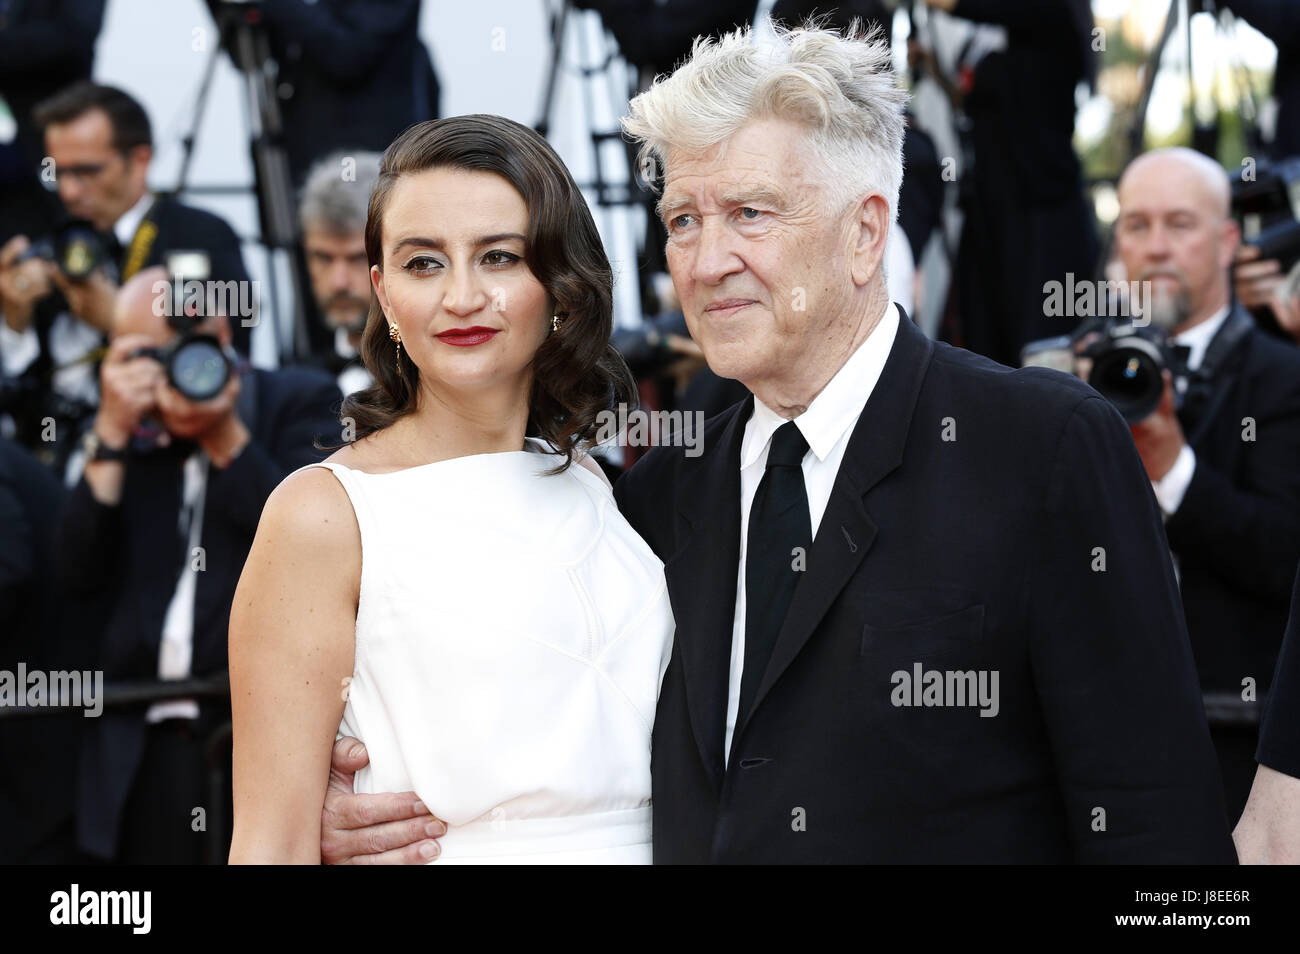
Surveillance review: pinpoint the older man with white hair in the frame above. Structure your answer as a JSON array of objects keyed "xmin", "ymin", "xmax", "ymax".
[{"xmin": 320, "ymin": 21, "xmax": 1236, "ymax": 864}]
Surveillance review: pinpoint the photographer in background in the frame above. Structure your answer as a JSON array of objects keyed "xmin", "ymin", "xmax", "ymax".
[
  {"xmin": 1210, "ymin": 1, "xmax": 1300, "ymax": 337},
  {"xmin": 207, "ymin": 0, "xmax": 439, "ymax": 188},
  {"xmin": 31, "ymin": 82, "xmax": 254, "ymax": 354},
  {"xmin": 1110, "ymin": 147, "xmax": 1300, "ymax": 824},
  {"xmin": 923, "ymin": 0, "xmax": 1099, "ymax": 368},
  {"xmin": 0, "ymin": 0, "xmax": 106, "ymax": 245},
  {"xmin": 297, "ymin": 151, "xmax": 380, "ymax": 396},
  {"xmin": 56, "ymin": 266, "xmax": 339, "ymax": 864},
  {"xmin": 1, "ymin": 83, "xmax": 255, "ymax": 474}
]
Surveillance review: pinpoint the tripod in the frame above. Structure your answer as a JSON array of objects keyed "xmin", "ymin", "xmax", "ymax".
[{"xmin": 173, "ymin": 0, "xmax": 310, "ymax": 364}]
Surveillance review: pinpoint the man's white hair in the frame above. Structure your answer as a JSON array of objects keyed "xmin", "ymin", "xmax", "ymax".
[{"xmin": 622, "ymin": 18, "xmax": 908, "ymax": 221}]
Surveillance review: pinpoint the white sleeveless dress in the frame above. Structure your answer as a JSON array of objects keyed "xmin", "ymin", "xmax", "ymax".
[{"xmin": 293, "ymin": 438, "xmax": 674, "ymax": 863}]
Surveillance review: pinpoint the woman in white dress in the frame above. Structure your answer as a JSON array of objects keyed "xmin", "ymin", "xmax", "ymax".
[{"xmin": 227, "ymin": 115, "xmax": 675, "ymax": 864}]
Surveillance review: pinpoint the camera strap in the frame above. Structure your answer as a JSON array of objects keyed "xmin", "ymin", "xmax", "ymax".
[{"xmin": 120, "ymin": 198, "xmax": 161, "ymax": 282}]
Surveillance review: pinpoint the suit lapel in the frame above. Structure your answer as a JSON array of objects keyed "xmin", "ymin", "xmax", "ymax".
[
  {"xmin": 662, "ymin": 396, "xmax": 752, "ymax": 791},
  {"xmin": 734, "ymin": 309, "xmax": 935, "ymax": 741}
]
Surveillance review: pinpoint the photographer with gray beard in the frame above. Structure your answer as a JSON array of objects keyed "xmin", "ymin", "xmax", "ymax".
[
  {"xmin": 1105, "ymin": 147, "xmax": 1300, "ymax": 826},
  {"xmin": 297, "ymin": 152, "xmax": 381, "ymax": 397}
]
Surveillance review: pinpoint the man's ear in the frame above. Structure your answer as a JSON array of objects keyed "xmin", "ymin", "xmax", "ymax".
[
  {"xmin": 127, "ymin": 144, "xmax": 152, "ymax": 186},
  {"xmin": 851, "ymin": 193, "xmax": 891, "ymax": 287}
]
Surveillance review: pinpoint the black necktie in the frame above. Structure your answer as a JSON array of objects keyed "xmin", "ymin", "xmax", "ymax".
[{"xmin": 738, "ymin": 420, "xmax": 811, "ymax": 726}]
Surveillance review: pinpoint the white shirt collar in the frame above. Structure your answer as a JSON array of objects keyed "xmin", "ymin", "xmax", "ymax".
[
  {"xmin": 113, "ymin": 190, "xmax": 154, "ymax": 248},
  {"xmin": 1173, "ymin": 304, "xmax": 1230, "ymax": 372},
  {"xmin": 741, "ymin": 299, "xmax": 899, "ymax": 470},
  {"xmin": 335, "ymin": 326, "xmax": 359, "ymax": 359}
]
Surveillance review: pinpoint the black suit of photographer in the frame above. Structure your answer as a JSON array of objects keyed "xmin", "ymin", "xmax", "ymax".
[
  {"xmin": 1167, "ymin": 302, "xmax": 1300, "ymax": 819},
  {"xmin": 208, "ymin": 0, "xmax": 439, "ymax": 187},
  {"xmin": 54, "ymin": 364, "xmax": 340, "ymax": 863},
  {"xmin": 950, "ymin": 0, "xmax": 1100, "ymax": 368},
  {"xmin": 0, "ymin": 0, "xmax": 106, "ymax": 244},
  {"xmin": 0, "ymin": 437, "xmax": 83, "ymax": 863}
]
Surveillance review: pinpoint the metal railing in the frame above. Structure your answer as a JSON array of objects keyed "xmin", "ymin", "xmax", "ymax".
[{"xmin": 0, "ymin": 672, "xmax": 233, "ymax": 864}]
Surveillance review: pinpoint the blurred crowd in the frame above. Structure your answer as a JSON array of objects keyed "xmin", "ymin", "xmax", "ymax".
[{"xmin": 1, "ymin": 0, "xmax": 1299, "ymax": 864}]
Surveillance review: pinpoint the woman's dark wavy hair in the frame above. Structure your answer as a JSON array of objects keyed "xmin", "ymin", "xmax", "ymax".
[{"xmin": 327, "ymin": 114, "xmax": 635, "ymax": 474}]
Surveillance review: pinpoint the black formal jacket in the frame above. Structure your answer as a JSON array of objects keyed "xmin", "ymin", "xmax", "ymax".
[
  {"xmin": 1166, "ymin": 306, "xmax": 1300, "ymax": 694},
  {"xmin": 615, "ymin": 310, "xmax": 1237, "ymax": 863},
  {"xmin": 0, "ymin": 0, "xmax": 105, "ymax": 242},
  {"xmin": 1256, "ymin": 565, "xmax": 1300, "ymax": 779},
  {"xmin": 250, "ymin": 0, "xmax": 439, "ymax": 185},
  {"xmin": 0, "ymin": 438, "xmax": 79, "ymax": 862},
  {"xmin": 53, "ymin": 365, "xmax": 340, "ymax": 859}
]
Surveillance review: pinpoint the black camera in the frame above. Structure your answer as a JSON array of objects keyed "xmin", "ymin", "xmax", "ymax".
[
  {"xmin": 1022, "ymin": 319, "xmax": 1184, "ymax": 424},
  {"xmin": 129, "ymin": 251, "xmax": 235, "ymax": 403},
  {"xmin": 13, "ymin": 219, "xmax": 109, "ymax": 280},
  {"xmin": 1079, "ymin": 320, "xmax": 1182, "ymax": 424},
  {"xmin": 1232, "ymin": 155, "xmax": 1300, "ymax": 274}
]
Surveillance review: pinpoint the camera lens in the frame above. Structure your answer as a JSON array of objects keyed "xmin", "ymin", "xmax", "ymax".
[
  {"xmin": 1090, "ymin": 347, "xmax": 1162, "ymax": 423},
  {"xmin": 168, "ymin": 338, "xmax": 230, "ymax": 402}
]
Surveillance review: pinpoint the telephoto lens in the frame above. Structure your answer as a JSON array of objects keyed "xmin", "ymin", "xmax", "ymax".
[{"xmin": 1083, "ymin": 322, "xmax": 1169, "ymax": 423}]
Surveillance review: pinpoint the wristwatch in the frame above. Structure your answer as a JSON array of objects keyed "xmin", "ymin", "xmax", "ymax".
[{"xmin": 81, "ymin": 429, "xmax": 129, "ymax": 463}]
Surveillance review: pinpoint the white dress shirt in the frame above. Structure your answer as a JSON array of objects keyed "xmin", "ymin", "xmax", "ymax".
[
  {"xmin": 335, "ymin": 326, "xmax": 373, "ymax": 396},
  {"xmin": 1151, "ymin": 304, "xmax": 1229, "ymax": 516},
  {"xmin": 145, "ymin": 449, "xmax": 208, "ymax": 723},
  {"xmin": 114, "ymin": 191, "xmax": 153, "ymax": 255},
  {"xmin": 724, "ymin": 300, "xmax": 899, "ymax": 763}
]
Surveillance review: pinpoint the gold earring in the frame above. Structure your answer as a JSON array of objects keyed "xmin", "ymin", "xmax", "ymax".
[
  {"xmin": 551, "ymin": 314, "xmax": 564, "ymax": 333},
  {"xmin": 388, "ymin": 323, "xmax": 403, "ymax": 375}
]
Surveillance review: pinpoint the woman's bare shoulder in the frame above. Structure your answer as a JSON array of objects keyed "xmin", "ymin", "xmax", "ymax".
[{"xmin": 262, "ymin": 462, "xmax": 359, "ymax": 556}]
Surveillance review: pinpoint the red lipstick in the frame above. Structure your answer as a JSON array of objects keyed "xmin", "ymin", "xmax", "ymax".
[{"xmin": 435, "ymin": 326, "xmax": 500, "ymax": 347}]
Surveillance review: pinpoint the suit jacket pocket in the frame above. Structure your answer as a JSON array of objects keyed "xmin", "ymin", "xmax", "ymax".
[{"xmin": 860, "ymin": 602, "xmax": 985, "ymax": 662}]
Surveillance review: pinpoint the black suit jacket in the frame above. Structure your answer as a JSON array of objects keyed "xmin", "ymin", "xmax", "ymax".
[
  {"xmin": 0, "ymin": 0, "xmax": 104, "ymax": 242},
  {"xmin": 1167, "ymin": 307, "xmax": 1300, "ymax": 694},
  {"xmin": 615, "ymin": 310, "xmax": 1237, "ymax": 863},
  {"xmin": 250, "ymin": 0, "xmax": 438, "ymax": 185},
  {"xmin": 53, "ymin": 365, "xmax": 340, "ymax": 859},
  {"xmin": 1256, "ymin": 565, "xmax": 1300, "ymax": 778},
  {"xmin": 0, "ymin": 438, "xmax": 80, "ymax": 862}
]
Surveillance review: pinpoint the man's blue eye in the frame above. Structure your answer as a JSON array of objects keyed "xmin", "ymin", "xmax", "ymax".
[{"xmin": 741, "ymin": 207, "xmax": 761, "ymax": 219}]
